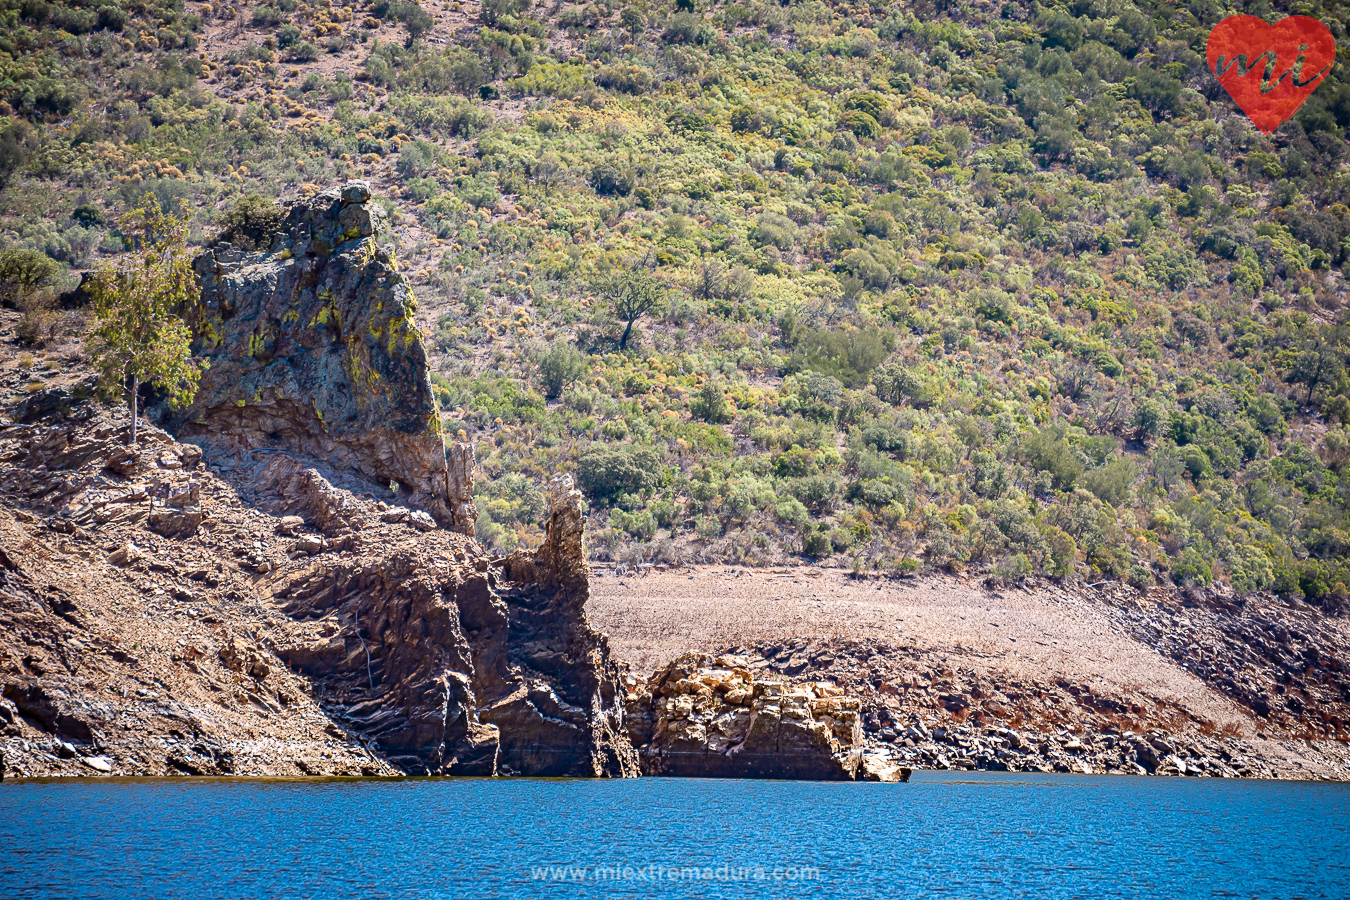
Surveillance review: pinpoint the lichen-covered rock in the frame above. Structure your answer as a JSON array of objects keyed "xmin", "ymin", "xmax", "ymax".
[
  {"xmin": 628, "ymin": 652, "xmax": 864, "ymax": 780},
  {"xmin": 179, "ymin": 181, "xmax": 472, "ymax": 531}
]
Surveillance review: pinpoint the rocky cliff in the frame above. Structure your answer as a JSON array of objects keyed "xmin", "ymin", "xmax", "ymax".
[
  {"xmin": 181, "ymin": 181, "xmax": 473, "ymax": 533},
  {"xmin": 0, "ymin": 383, "xmax": 641, "ymax": 778},
  {"xmin": 272, "ymin": 473, "xmax": 637, "ymax": 777}
]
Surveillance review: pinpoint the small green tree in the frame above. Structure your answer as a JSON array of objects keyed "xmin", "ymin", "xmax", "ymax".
[
  {"xmin": 481, "ymin": 0, "xmax": 530, "ymax": 26},
  {"xmin": 591, "ymin": 267, "xmax": 665, "ymax": 350},
  {"xmin": 1131, "ymin": 398, "xmax": 1168, "ymax": 445},
  {"xmin": 88, "ymin": 194, "xmax": 208, "ymax": 445},
  {"xmin": 393, "ymin": 1, "xmax": 434, "ymax": 45},
  {"xmin": 620, "ymin": 6, "xmax": 646, "ymax": 40},
  {"xmin": 537, "ymin": 339, "xmax": 587, "ymax": 399},
  {"xmin": 1285, "ymin": 328, "xmax": 1346, "ymax": 407},
  {"xmin": 575, "ymin": 445, "xmax": 663, "ymax": 506}
]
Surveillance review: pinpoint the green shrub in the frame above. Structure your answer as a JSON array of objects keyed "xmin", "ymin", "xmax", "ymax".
[
  {"xmin": 536, "ymin": 340, "xmax": 587, "ymax": 400},
  {"xmin": 775, "ymin": 496, "xmax": 809, "ymax": 526},
  {"xmin": 1079, "ymin": 458, "xmax": 1137, "ymax": 507},
  {"xmin": 972, "ymin": 288, "xmax": 1016, "ymax": 324},
  {"xmin": 1022, "ymin": 429, "xmax": 1083, "ymax": 492},
  {"xmin": 750, "ymin": 213, "xmax": 797, "ymax": 251},
  {"xmin": 590, "ymin": 161, "xmax": 635, "ymax": 196},
  {"xmin": 214, "ymin": 195, "xmax": 282, "ymax": 251},
  {"xmin": 691, "ymin": 379, "xmax": 732, "ymax": 424},
  {"xmin": 992, "ymin": 553, "xmax": 1032, "ymax": 582},
  {"xmin": 252, "ymin": 6, "xmax": 285, "ymax": 27},
  {"xmin": 664, "ymin": 12, "xmax": 712, "ymax": 44},
  {"xmin": 786, "ymin": 326, "xmax": 894, "ymax": 388},
  {"xmin": 786, "ymin": 474, "xmax": 843, "ymax": 512},
  {"xmin": 482, "ymin": 0, "xmax": 530, "ymax": 26},
  {"xmin": 838, "ymin": 109, "xmax": 880, "ymax": 139},
  {"xmin": 0, "ymin": 249, "xmax": 61, "ymax": 310},
  {"xmin": 610, "ymin": 507, "xmax": 657, "ymax": 540},
  {"xmin": 802, "ymin": 527, "xmax": 832, "ymax": 557},
  {"xmin": 394, "ymin": 2, "xmax": 435, "ymax": 42},
  {"xmin": 576, "ymin": 445, "xmax": 663, "ymax": 506},
  {"xmin": 288, "ymin": 42, "xmax": 321, "ymax": 62},
  {"xmin": 1171, "ymin": 548, "xmax": 1213, "ymax": 587}
]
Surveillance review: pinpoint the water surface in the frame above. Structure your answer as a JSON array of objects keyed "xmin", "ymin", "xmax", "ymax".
[{"xmin": 2, "ymin": 772, "xmax": 1347, "ymax": 898}]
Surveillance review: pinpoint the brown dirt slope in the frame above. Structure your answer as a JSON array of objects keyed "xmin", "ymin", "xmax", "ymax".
[{"xmin": 0, "ymin": 403, "xmax": 400, "ymax": 778}]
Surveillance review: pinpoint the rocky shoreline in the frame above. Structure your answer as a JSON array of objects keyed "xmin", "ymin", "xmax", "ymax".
[
  {"xmin": 3, "ymin": 182, "xmax": 1348, "ymax": 784},
  {"xmin": 866, "ymin": 722, "xmax": 1307, "ymax": 780}
]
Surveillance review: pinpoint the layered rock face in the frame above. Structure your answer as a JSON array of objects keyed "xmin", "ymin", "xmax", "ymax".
[
  {"xmin": 181, "ymin": 182, "xmax": 474, "ymax": 533},
  {"xmin": 625, "ymin": 652, "xmax": 864, "ymax": 779},
  {"xmin": 0, "ymin": 392, "xmax": 638, "ymax": 778},
  {"xmin": 272, "ymin": 475, "xmax": 637, "ymax": 777}
]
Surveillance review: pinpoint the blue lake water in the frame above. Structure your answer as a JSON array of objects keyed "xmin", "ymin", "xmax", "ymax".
[{"xmin": 2, "ymin": 772, "xmax": 1347, "ymax": 899}]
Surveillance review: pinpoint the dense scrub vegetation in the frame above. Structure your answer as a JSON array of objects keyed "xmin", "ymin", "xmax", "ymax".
[{"xmin": 5, "ymin": 0, "xmax": 1350, "ymax": 602}]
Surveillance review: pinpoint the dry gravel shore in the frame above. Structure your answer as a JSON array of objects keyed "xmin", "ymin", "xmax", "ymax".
[{"xmin": 590, "ymin": 565, "xmax": 1350, "ymax": 780}]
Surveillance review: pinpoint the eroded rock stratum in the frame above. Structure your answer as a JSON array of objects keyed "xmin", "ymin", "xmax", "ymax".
[{"xmin": 625, "ymin": 652, "xmax": 865, "ymax": 780}]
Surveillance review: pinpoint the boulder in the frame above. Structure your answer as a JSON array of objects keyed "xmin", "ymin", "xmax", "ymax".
[
  {"xmin": 81, "ymin": 755, "xmax": 113, "ymax": 773},
  {"xmin": 107, "ymin": 542, "xmax": 143, "ymax": 567},
  {"xmin": 627, "ymin": 652, "xmax": 864, "ymax": 780},
  {"xmin": 292, "ymin": 535, "xmax": 325, "ymax": 555},
  {"xmin": 148, "ymin": 506, "xmax": 202, "ymax": 537},
  {"xmin": 256, "ymin": 458, "xmax": 370, "ymax": 537},
  {"xmin": 275, "ymin": 516, "xmax": 306, "ymax": 536}
]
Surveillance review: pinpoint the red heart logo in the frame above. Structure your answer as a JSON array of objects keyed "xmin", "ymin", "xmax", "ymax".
[{"xmin": 1207, "ymin": 15, "xmax": 1335, "ymax": 134}]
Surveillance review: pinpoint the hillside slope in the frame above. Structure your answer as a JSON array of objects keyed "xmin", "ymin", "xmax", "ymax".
[{"xmin": 4, "ymin": 3, "xmax": 1350, "ymax": 597}]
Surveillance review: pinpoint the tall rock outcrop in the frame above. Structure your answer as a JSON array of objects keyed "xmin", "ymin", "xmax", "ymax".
[
  {"xmin": 495, "ymin": 477, "xmax": 637, "ymax": 775},
  {"xmin": 180, "ymin": 181, "xmax": 474, "ymax": 533},
  {"xmin": 271, "ymin": 474, "xmax": 637, "ymax": 777}
]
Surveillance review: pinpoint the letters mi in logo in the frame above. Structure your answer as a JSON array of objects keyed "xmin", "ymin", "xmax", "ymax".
[{"xmin": 1207, "ymin": 15, "xmax": 1336, "ymax": 134}]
